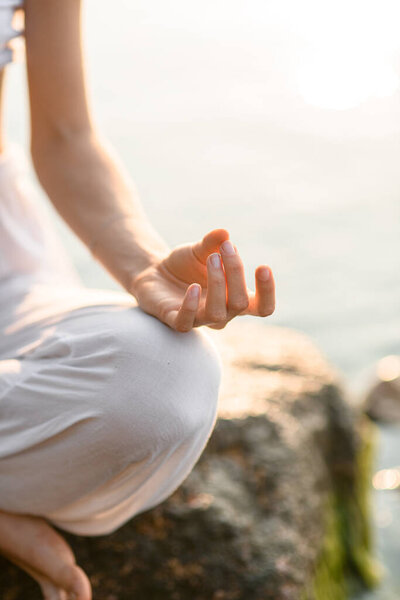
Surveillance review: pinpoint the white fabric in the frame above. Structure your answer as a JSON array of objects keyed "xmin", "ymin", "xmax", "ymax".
[
  {"xmin": 0, "ymin": 0, "xmax": 23, "ymax": 69},
  {"xmin": 0, "ymin": 149, "xmax": 80, "ymax": 283},
  {"xmin": 0, "ymin": 151, "xmax": 221, "ymax": 536}
]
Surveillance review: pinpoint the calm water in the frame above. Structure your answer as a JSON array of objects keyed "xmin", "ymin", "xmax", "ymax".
[{"xmin": 5, "ymin": 1, "xmax": 400, "ymax": 596}]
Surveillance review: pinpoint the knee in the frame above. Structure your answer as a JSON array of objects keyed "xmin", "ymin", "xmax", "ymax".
[
  {"xmin": 163, "ymin": 327, "xmax": 222, "ymax": 439},
  {"xmin": 97, "ymin": 310, "xmax": 222, "ymax": 459}
]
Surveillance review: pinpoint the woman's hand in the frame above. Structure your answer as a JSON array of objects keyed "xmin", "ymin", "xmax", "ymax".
[{"xmin": 130, "ymin": 228, "xmax": 275, "ymax": 332}]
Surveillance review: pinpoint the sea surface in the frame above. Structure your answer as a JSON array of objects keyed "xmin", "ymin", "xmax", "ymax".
[{"xmin": 5, "ymin": 1, "xmax": 400, "ymax": 596}]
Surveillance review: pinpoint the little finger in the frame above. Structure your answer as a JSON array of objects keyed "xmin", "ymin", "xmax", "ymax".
[{"xmin": 254, "ymin": 266, "xmax": 275, "ymax": 316}]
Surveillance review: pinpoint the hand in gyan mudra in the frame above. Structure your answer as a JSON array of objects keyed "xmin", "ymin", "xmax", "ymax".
[{"xmin": 132, "ymin": 229, "xmax": 275, "ymax": 331}]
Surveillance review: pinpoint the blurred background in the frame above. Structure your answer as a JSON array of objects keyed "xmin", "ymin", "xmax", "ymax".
[{"xmin": 5, "ymin": 0, "xmax": 400, "ymax": 597}]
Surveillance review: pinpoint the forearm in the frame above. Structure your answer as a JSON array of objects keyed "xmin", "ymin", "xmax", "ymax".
[{"xmin": 31, "ymin": 131, "xmax": 170, "ymax": 292}]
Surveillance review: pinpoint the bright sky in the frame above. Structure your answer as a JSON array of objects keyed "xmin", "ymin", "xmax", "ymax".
[
  {"xmin": 100, "ymin": 0, "xmax": 400, "ymax": 140},
  {"xmin": 290, "ymin": 0, "xmax": 400, "ymax": 109},
  {"xmin": 117, "ymin": 0, "xmax": 400, "ymax": 110}
]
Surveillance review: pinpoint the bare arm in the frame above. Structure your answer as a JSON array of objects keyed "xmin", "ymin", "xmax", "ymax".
[
  {"xmin": 25, "ymin": 0, "xmax": 168, "ymax": 291},
  {"xmin": 24, "ymin": 0, "xmax": 275, "ymax": 331}
]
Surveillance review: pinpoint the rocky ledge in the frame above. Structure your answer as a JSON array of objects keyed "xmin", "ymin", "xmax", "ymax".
[{"xmin": 0, "ymin": 322, "xmax": 378, "ymax": 600}]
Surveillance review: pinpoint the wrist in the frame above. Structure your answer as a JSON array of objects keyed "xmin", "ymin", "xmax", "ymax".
[{"xmin": 90, "ymin": 215, "xmax": 169, "ymax": 293}]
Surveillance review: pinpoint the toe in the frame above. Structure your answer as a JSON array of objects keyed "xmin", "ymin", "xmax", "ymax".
[{"xmin": 63, "ymin": 564, "xmax": 92, "ymax": 600}]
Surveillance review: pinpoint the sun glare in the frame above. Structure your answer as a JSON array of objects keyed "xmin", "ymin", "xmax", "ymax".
[
  {"xmin": 297, "ymin": 52, "xmax": 399, "ymax": 110},
  {"xmin": 293, "ymin": 0, "xmax": 400, "ymax": 110}
]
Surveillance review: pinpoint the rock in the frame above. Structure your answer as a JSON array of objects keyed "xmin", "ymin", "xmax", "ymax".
[
  {"xmin": 0, "ymin": 322, "xmax": 377, "ymax": 600},
  {"xmin": 364, "ymin": 355, "xmax": 400, "ymax": 423}
]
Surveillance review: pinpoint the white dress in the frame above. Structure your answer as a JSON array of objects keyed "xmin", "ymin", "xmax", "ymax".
[{"xmin": 0, "ymin": 157, "xmax": 221, "ymax": 532}]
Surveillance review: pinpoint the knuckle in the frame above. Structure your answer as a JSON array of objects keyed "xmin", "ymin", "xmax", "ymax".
[
  {"xmin": 229, "ymin": 297, "xmax": 249, "ymax": 312},
  {"xmin": 210, "ymin": 272, "xmax": 226, "ymax": 286},
  {"xmin": 259, "ymin": 303, "xmax": 275, "ymax": 317},
  {"xmin": 208, "ymin": 310, "xmax": 227, "ymax": 323},
  {"xmin": 228, "ymin": 263, "xmax": 243, "ymax": 276},
  {"xmin": 209, "ymin": 322, "xmax": 227, "ymax": 330},
  {"xmin": 176, "ymin": 322, "xmax": 192, "ymax": 333}
]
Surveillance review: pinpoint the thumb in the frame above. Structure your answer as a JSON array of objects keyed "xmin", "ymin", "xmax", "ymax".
[{"xmin": 192, "ymin": 228, "xmax": 230, "ymax": 264}]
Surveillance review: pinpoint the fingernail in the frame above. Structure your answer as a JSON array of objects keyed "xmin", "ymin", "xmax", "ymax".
[
  {"xmin": 210, "ymin": 253, "xmax": 221, "ymax": 268},
  {"xmin": 221, "ymin": 240, "xmax": 236, "ymax": 256},
  {"xmin": 258, "ymin": 267, "xmax": 270, "ymax": 281},
  {"xmin": 189, "ymin": 284, "xmax": 200, "ymax": 298}
]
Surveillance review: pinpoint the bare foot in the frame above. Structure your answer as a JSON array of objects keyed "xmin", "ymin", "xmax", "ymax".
[{"xmin": 0, "ymin": 510, "xmax": 92, "ymax": 600}]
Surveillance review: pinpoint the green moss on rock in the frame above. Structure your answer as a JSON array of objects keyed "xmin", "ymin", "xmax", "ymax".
[{"xmin": 303, "ymin": 419, "xmax": 381, "ymax": 600}]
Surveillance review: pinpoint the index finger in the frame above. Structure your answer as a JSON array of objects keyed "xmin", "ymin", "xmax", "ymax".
[{"xmin": 192, "ymin": 229, "xmax": 230, "ymax": 264}]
